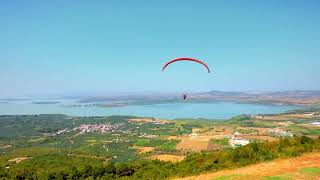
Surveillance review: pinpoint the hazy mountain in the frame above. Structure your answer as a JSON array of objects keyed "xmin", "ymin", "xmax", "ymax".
[{"xmin": 76, "ymin": 90, "xmax": 320, "ymax": 106}]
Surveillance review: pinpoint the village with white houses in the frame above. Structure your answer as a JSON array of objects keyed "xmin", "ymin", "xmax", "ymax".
[{"xmin": 42, "ymin": 112, "xmax": 320, "ymax": 155}]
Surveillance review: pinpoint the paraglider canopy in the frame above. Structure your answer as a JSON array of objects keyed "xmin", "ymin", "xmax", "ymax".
[{"xmin": 162, "ymin": 57, "xmax": 210, "ymax": 73}]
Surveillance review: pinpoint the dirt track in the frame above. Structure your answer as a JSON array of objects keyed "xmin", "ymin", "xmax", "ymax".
[{"xmin": 176, "ymin": 152, "xmax": 320, "ymax": 180}]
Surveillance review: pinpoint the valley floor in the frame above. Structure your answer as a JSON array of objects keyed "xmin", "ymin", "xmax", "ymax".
[{"xmin": 177, "ymin": 152, "xmax": 320, "ymax": 180}]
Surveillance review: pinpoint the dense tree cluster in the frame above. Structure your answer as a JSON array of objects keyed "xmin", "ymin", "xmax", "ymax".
[{"xmin": 1, "ymin": 136, "xmax": 319, "ymax": 180}]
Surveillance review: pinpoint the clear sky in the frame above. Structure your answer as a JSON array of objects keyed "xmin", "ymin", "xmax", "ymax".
[{"xmin": 1, "ymin": 0, "xmax": 320, "ymax": 97}]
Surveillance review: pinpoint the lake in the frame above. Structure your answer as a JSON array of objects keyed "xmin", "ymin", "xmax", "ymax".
[{"xmin": 0, "ymin": 99, "xmax": 298, "ymax": 119}]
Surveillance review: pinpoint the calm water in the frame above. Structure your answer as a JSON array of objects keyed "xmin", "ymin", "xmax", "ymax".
[{"xmin": 0, "ymin": 99, "xmax": 297, "ymax": 119}]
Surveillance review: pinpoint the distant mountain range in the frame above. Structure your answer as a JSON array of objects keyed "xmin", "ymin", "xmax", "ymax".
[
  {"xmin": 188, "ymin": 90, "xmax": 320, "ymax": 106},
  {"xmin": 77, "ymin": 90, "xmax": 320, "ymax": 107}
]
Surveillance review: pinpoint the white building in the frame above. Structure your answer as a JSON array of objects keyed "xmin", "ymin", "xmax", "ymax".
[
  {"xmin": 233, "ymin": 131, "xmax": 240, "ymax": 136},
  {"xmin": 311, "ymin": 122, "xmax": 320, "ymax": 126},
  {"xmin": 229, "ymin": 138, "xmax": 250, "ymax": 148}
]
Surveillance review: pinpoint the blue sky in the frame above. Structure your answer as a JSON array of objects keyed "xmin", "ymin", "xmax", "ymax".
[{"xmin": 1, "ymin": 0, "xmax": 320, "ymax": 97}]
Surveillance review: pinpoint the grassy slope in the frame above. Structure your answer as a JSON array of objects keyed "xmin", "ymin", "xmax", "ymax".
[{"xmin": 176, "ymin": 152, "xmax": 320, "ymax": 180}]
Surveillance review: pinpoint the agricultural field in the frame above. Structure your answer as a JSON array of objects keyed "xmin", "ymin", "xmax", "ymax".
[
  {"xmin": 0, "ymin": 108, "xmax": 319, "ymax": 179},
  {"xmin": 1, "ymin": 111, "xmax": 320, "ymax": 162}
]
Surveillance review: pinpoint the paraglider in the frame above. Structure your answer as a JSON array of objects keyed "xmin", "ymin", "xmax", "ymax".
[
  {"xmin": 182, "ymin": 93, "xmax": 187, "ymax": 100},
  {"xmin": 162, "ymin": 57, "xmax": 211, "ymax": 100}
]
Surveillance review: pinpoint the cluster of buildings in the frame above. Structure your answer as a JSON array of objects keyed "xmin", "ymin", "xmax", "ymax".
[
  {"xmin": 268, "ymin": 129, "xmax": 293, "ymax": 137},
  {"xmin": 73, "ymin": 123, "xmax": 125, "ymax": 134},
  {"xmin": 112, "ymin": 138, "xmax": 130, "ymax": 143},
  {"xmin": 229, "ymin": 131, "xmax": 250, "ymax": 148},
  {"xmin": 46, "ymin": 128, "xmax": 71, "ymax": 136},
  {"xmin": 138, "ymin": 132, "xmax": 158, "ymax": 138}
]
